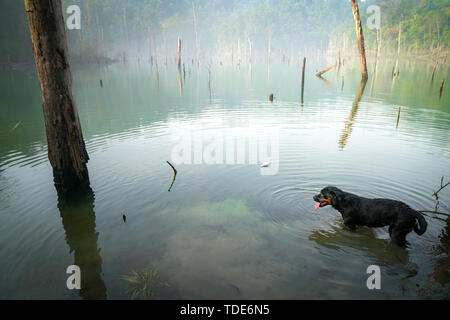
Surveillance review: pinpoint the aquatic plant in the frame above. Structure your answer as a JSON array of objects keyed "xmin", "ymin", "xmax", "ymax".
[{"xmin": 122, "ymin": 265, "xmax": 169, "ymax": 300}]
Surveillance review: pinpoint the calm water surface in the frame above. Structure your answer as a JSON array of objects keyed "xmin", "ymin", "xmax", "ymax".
[{"xmin": 0, "ymin": 57, "xmax": 449, "ymax": 299}]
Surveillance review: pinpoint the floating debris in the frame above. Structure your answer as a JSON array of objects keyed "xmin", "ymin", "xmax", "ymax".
[
  {"xmin": 8, "ymin": 120, "xmax": 22, "ymax": 135},
  {"xmin": 167, "ymin": 161, "xmax": 177, "ymax": 192},
  {"xmin": 260, "ymin": 161, "xmax": 270, "ymax": 168},
  {"xmin": 439, "ymin": 78, "xmax": 445, "ymax": 99},
  {"xmin": 316, "ymin": 65, "xmax": 334, "ymax": 77}
]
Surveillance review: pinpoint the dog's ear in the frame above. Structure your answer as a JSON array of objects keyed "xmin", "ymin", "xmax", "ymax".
[{"xmin": 329, "ymin": 190, "xmax": 343, "ymax": 205}]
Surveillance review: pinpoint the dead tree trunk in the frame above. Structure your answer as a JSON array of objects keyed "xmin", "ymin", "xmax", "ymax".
[
  {"xmin": 248, "ymin": 35, "xmax": 252, "ymax": 64},
  {"xmin": 394, "ymin": 20, "xmax": 402, "ymax": 75},
  {"xmin": 232, "ymin": 43, "xmax": 234, "ymax": 67},
  {"xmin": 148, "ymin": 25, "xmax": 152, "ymax": 63},
  {"xmin": 24, "ymin": 0, "xmax": 90, "ymax": 193},
  {"xmin": 301, "ymin": 57, "xmax": 306, "ymax": 104},
  {"xmin": 268, "ymin": 27, "xmax": 272, "ymax": 65},
  {"xmin": 192, "ymin": 0, "xmax": 200, "ymax": 67},
  {"xmin": 177, "ymin": 36, "xmax": 182, "ymax": 68},
  {"xmin": 350, "ymin": 0, "xmax": 368, "ymax": 80},
  {"xmin": 122, "ymin": 7, "xmax": 129, "ymax": 61},
  {"xmin": 237, "ymin": 39, "xmax": 241, "ymax": 69},
  {"xmin": 177, "ymin": 37, "xmax": 183, "ymax": 96}
]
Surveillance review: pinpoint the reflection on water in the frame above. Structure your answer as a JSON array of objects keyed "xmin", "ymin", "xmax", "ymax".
[
  {"xmin": 58, "ymin": 189, "xmax": 107, "ymax": 299},
  {"xmin": 339, "ymin": 78, "xmax": 367, "ymax": 150},
  {"xmin": 0, "ymin": 57, "xmax": 449, "ymax": 299},
  {"xmin": 431, "ymin": 216, "xmax": 450, "ymax": 286},
  {"xmin": 309, "ymin": 224, "xmax": 415, "ymax": 276}
]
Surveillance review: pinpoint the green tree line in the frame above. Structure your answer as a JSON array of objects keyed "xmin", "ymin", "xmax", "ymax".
[{"xmin": 0, "ymin": 0, "xmax": 448, "ymax": 64}]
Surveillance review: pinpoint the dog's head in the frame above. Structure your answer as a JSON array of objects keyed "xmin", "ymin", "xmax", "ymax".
[{"xmin": 313, "ymin": 186, "xmax": 345, "ymax": 208}]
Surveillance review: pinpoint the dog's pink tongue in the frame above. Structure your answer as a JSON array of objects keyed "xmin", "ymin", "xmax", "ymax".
[{"xmin": 315, "ymin": 202, "xmax": 320, "ymax": 210}]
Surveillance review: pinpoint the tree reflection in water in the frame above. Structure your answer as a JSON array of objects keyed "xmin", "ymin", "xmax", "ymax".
[{"xmin": 57, "ymin": 189, "xmax": 107, "ymax": 300}]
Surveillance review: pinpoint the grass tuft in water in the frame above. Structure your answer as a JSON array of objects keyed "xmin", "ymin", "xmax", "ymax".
[{"xmin": 122, "ymin": 265, "xmax": 169, "ymax": 300}]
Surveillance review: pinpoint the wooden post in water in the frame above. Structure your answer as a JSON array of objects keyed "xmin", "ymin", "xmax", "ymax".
[
  {"xmin": 122, "ymin": 7, "xmax": 129, "ymax": 62},
  {"xmin": 232, "ymin": 43, "xmax": 234, "ymax": 67},
  {"xmin": 162, "ymin": 23, "xmax": 167, "ymax": 66},
  {"xmin": 237, "ymin": 39, "xmax": 241, "ymax": 69},
  {"xmin": 24, "ymin": 0, "xmax": 90, "ymax": 193},
  {"xmin": 431, "ymin": 62, "xmax": 438, "ymax": 84},
  {"xmin": 370, "ymin": 29, "xmax": 380, "ymax": 96},
  {"xmin": 350, "ymin": 0, "xmax": 368, "ymax": 80},
  {"xmin": 155, "ymin": 59, "xmax": 159, "ymax": 88},
  {"xmin": 248, "ymin": 36, "xmax": 253, "ymax": 65},
  {"xmin": 397, "ymin": 21, "xmax": 402, "ymax": 58},
  {"xmin": 192, "ymin": 0, "xmax": 200, "ymax": 67},
  {"xmin": 338, "ymin": 47, "xmax": 341, "ymax": 66},
  {"xmin": 268, "ymin": 27, "xmax": 272, "ymax": 65},
  {"xmin": 301, "ymin": 57, "xmax": 306, "ymax": 104},
  {"xmin": 177, "ymin": 37, "xmax": 182, "ymax": 69},
  {"xmin": 148, "ymin": 25, "xmax": 152, "ymax": 63},
  {"xmin": 394, "ymin": 21, "xmax": 402, "ymax": 76},
  {"xmin": 440, "ymin": 78, "xmax": 445, "ymax": 99},
  {"xmin": 396, "ymin": 107, "xmax": 401, "ymax": 128},
  {"xmin": 177, "ymin": 37, "xmax": 183, "ymax": 96},
  {"xmin": 267, "ymin": 28, "xmax": 272, "ymax": 82}
]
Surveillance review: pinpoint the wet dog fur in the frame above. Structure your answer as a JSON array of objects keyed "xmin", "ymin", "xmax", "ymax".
[{"xmin": 313, "ymin": 186, "xmax": 427, "ymax": 248}]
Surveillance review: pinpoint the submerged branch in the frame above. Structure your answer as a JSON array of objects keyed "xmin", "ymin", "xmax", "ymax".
[
  {"xmin": 418, "ymin": 210, "xmax": 450, "ymax": 217},
  {"xmin": 419, "ymin": 212, "xmax": 447, "ymax": 223},
  {"xmin": 166, "ymin": 161, "xmax": 177, "ymax": 192},
  {"xmin": 316, "ymin": 65, "xmax": 334, "ymax": 77},
  {"xmin": 8, "ymin": 120, "xmax": 22, "ymax": 134},
  {"xmin": 433, "ymin": 176, "xmax": 450, "ymax": 199}
]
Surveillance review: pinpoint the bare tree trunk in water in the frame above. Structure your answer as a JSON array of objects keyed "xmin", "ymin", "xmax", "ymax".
[
  {"xmin": 177, "ymin": 37, "xmax": 182, "ymax": 68},
  {"xmin": 192, "ymin": 0, "xmax": 200, "ymax": 67},
  {"xmin": 177, "ymin": 37, "xmax": 183, "ymax": 96},
  {"xmin": 148, "ymin": 25, "xmax": 152, "ymax": 63},
  {"xmin": 268, "ymin": 27, "xmax": 272, "ymax": 65},
  {"xmin": 350, "ymin": 0, "xmax": 368, "ymax": 80},
  {"xmin": 24, "ymin": 0, "xmax": 90, "ymax": 194},
  {"xmin": 122, "ymin": 7, "xmax": 129, "ymax": 61},
  {"xmin": 394, "ymin": 20, "xmax": 402, "ymax": 75}
]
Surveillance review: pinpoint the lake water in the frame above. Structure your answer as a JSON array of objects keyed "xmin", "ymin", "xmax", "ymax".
[{"xmin": 0, "ymin": 56, "xmax": 449, "ymax": 299}]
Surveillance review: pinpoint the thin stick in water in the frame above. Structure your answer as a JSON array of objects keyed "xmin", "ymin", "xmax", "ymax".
[
  {"xmin": 433, "ymin": 175, "xmax": 449, "ymax": 199},
  {"xmin": 316, "ymin": 65, "xmax": 334, "ymax": 77},
  {"xmin": 8, "ymin": 120, "xmax": 22, "ymax": 134},
  {"xmin": 167, "ymin": 161, "xmax": 177, "ymax": 192},
  {"xmin": 418, "ymin": 210, "xmax": 450, "ymax": 217},
  {"xmin": 431, "ymin": 62, "xmax": 438, "ymax": 84},
  {"xmin": 301, "ymin": 57, "xmax": 306, "ymax": 104}
]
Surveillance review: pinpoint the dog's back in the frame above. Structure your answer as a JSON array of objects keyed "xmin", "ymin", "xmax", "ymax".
[{"xmin": 314, "ymin": 186, "xmax": 427, "ymax": 247}]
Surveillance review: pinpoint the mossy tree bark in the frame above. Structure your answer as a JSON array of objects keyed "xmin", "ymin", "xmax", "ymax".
[{"xmin": 24, "ymin": 0, "xmax": 90, "ymax": 194}]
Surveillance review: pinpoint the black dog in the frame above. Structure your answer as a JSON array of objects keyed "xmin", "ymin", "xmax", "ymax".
[{"xmin": 313, "ymin": 186, "xmax": 427, "ymax": 248}]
